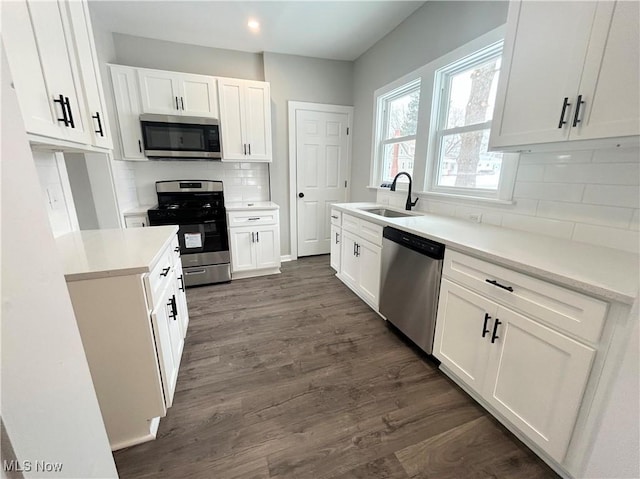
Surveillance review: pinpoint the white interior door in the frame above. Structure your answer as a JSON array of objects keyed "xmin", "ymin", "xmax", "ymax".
[{"xmin": 295, "ymin": 108, "xmax": 349, "ymax": 257}]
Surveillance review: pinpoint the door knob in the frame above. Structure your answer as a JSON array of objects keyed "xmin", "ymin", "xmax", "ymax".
[{"xmin": 298, "ymin": 192, "xmax": 304, "ymax": 198}]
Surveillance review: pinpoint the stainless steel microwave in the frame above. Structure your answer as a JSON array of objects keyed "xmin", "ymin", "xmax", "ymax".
[{"xmin": 139, "ymin": 114, "xmax": 222, "ymax": 159}]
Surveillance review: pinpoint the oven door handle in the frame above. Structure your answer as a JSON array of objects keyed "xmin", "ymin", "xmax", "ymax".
[{"xmin": 203, "ymin": 220, "xmax": 217, "ymax": 223}]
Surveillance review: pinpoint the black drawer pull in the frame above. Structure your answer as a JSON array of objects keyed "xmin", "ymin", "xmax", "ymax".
[
  {"xmin": 491, "ymin": 318, "xmax": 502, "ymax": 344},
  {"xmin": 557, "ymin": 97, "xmax": 571, "ymax": 128},
  {"xmin": 160, "ymin": 267, "xmax": 170, "ymax": 277},
  {"xmin": 92, "ymin": 112, "xmax": 104, "ymax": 136},
  {"xmin": 178, "ymin": 275, "xmax": 185, "ymax": 292},
  {"xmin": 64, "ymin": 97, "xmax": 75, "ymax": 128},
  {"xmin": 485, "ymin": 279, "xmax": 513, "ymax": 292},
  {"xmin": 572, "ymin": 94, "xmax": 584, "ymax": 127},
  {"xmin": 54, "ymin": 94, "xmax": 69, "ymax": 126},
  {"xmin": 482, "ymin": 313, "xmax": 491, "ymax": 338},
  {"xmin": 174, "ymin": 246, "xmax": 180, "ymax": 253},
  {"xmin": 175, "ymin": 96, "xmax": 179, "ymax": 110},
  {"xmin": 331, "ymin": 215, "xmax": 339, "ymax": 219},
  {"xmin": 248, "ymin": 217, "xmax": 260, "ymax": 221}
]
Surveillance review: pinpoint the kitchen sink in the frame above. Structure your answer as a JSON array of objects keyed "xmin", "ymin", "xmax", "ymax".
[{"xmin": 360, "ymin": 207, "xmax": 415, "ymax": 218}]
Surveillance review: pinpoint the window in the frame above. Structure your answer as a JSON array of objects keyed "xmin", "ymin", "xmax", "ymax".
[
  {"xmin": 427, "ymin": 41, "xmax": 516, "ymax": 201},
  {"xmin": 374, "ymin": 79, "xmax": 421, "ymax": 185}
]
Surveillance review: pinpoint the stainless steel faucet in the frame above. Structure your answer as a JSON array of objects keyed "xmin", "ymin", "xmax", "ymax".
[{"xmin": 390, "ymin": 172, "xmax": 419, "ymax": 211}]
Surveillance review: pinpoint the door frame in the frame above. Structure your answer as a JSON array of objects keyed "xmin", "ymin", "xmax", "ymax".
[{"xmin": 288, "ymin": 101, "xmax": 354, "ymax": 260}]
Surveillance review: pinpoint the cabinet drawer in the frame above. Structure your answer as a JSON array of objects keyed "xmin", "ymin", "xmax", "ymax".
[
  {"xmin": 144, "ymin": 245, "xmax": 174, "ymax": 308},
  {"xmin": 330, "ymin": 209, "xmax": 341, "ymax": 226},
  {"xmin": 228, "ymin": 209, "xmax": 277, "ymax": 227},
  {"xmin": 443, "ymin": 250, "xmax": 608, "ymax": 343},
  {"xmin": 342, "ymin": 214, "xmax": 383, "ymax": 246}
]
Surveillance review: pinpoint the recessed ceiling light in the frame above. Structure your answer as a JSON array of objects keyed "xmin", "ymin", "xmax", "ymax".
[{"xmin": 248, "ymin": 19, "xmax": 260, "ymax": 31}]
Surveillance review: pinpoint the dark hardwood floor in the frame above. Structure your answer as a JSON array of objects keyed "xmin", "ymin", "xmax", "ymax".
[{"xmin": 114, "ymin": 256, "xmax": 557, "ymax": 478}]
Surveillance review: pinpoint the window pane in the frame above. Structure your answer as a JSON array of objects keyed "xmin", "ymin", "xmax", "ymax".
[
  {"xmin": 386, "ymin": 89, "xmax": 420, "ymax": 139},
  {"xmin": 381, "ymin": 140, "xmax": 415, "ymax": 183},
  {"xmin": 436, "ymin": 129, "xmax": 502, "ymax": 190},
  {"xmin": 445, "ymin": 57, "xmax": 501, "ymax": 129}
]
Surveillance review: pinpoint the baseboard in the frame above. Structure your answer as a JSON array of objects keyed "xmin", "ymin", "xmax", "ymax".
[
  {"xmin": 232, "ymin": 268, "xmax": 281, "ymax": 280},
  {"xmin": 110, "ymin": 417, "xmax": 161, "ymax": 451},
  {"xmin": 280, "ymin": 255, "xmax": 293, "ymax": 262}
]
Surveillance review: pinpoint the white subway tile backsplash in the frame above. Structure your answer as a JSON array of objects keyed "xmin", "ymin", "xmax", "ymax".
[
  {"xmin": 572, "ymin": 224, "xmax": 639, "ymax": 254},
  {"xmin": 537, "ymin": 200, "xmax": 633, "ymax": 229},
  {"xmin": 592, "ymin": 147, "xmax": 640, "ymax": 163},
  {"xmin": 583, "ymin": 185, "xmax": 640, "ymax": 209},
  {"xmin": 501, "ymin": 213, "xmax": 574, "ymax": 239},
  {"xmin": 516, "ymin": 164, "xmax": 545, "ymax": 182},
  {"xmin": 544, "ymin": 163, "xmax": 639, "ymax": 185},
  {"xmin": 514, "ymin": 182, "xmax": 584, "ymax": 202},
  {"xmin": 519, "ymin": 150, "xmax": 593, "ymax": 164}
]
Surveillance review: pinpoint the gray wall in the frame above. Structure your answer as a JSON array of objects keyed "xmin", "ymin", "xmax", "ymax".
[
  {"xmin": 65, "ymin": 153, "xmax": 99, "ymax": 230},
  {"xmin": 263, "ymin": 52, "xmax": 353, "ymax": 255},
  {"xmin": 113, "ymin": 33, "xmax": 264, "ymax": 80},
  {"xmin": 350, "ymin": 1, "xmax": 508, "ymax": 201}
]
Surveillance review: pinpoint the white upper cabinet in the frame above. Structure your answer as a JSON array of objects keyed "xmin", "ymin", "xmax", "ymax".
[
  {"xmin": 2, "ymin": 0, "xmax": 112, "ymax": 149},
  {"xmin": 109, "ymin": 65, "xmax": 145, "ymax": 160},
  {"xmin": 138, "ymin": 68, "xmax": 218, "ymax": 118},
  {"xmin": 218, "ymin": 78, "xmax": 272, "ymax": 161},
  {"xmin": 63, "ymin": 0, "xmax": 112, "ymax": 149},
  {"xmin": 490, "ymin": 0, "xmax": 639, "ymax": 150}
]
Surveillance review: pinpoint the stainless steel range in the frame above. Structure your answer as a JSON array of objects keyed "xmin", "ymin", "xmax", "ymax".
[{"xmin": 147, "ymin": 180, "xmax": 231, "ymax": 286}]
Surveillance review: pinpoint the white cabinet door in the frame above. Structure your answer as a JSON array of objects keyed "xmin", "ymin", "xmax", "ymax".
[
  {"xmin": 483, "ymin": 306, "xmax": 595, "ymax": 462},
  {"xmin": 433, "ymin": 279, "xmax": 497, "ymax": 392},
  {"xmin": 255, "ymin": 226, "xmax": 280, "ymax": 270},
  {"xmin": 490, "ymin": 1, "xmax": 595, "ymax": 149},
  {"xmin": 150, "ymin": 281, "xmax": 178, "ymax": 408},
  {"xmin": 330, "ymin": 225, "xmax": 341, "ymax": 272},
  {"xmin": 179, "ymin": 74, "xmax": 218, "ymax": 118},
  {"xmin": 173, "ymin": 261, "xmax": 189, "ymax": 338},
  {"xmin": 229, "ymin": 228, "xmax": 256, "ymax": 272},
  {"xmin": 244, "ymin": 81, "xmax": 272, "ymax": 161},
  {"xmin": 218, "ymin": 78, "xmax": 246, "ymax": 160},
  {"xmin": 357, "ymin": 239, "xmax": 381, "ymax": 308},
  {"xmin": 138, "ymin": 69, "xmax": 181, "ymax": 115},
  {"xmin": 110, "ymin": 65, "xmax": 146, "ymax": 160},
  {"xmin": 340, "ymin": 230, "xmax": 359, "ymax": 288},
  {"xmin": 2, "ymin": 0, "xmax": 59, "ymax": 139},
  {"xmin": 63, "ymin": 0, "xmax": 112, "ymax": 149},
  {"xmin": 572, "ymin": 0, "xmax": 640, "ymax": 140}
]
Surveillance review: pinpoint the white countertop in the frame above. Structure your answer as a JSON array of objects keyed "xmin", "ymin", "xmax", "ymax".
[
  {"xmin": 122, "ymin": 205, "xmax": 155, "ymax": 215},
  {"xmin": 333, "ymin": 203, "xmax": 639, "ymax": 305},
  {"xmin": 225, "ymin": 201, "xmax": 279, "ymax": 211},
  {"xmin": 55, "ymin": 226, "xmax": 178, "ymax": 282}
]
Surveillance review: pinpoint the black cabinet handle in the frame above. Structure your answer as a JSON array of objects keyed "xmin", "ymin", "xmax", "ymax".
[
  {"xmin": 174, "ymin": 246, "xmax": 180, "ymax": 253},
  {"xmin": 248, "ymin": 217, "xmax": 260, "ymax": 221},
  {"xmin": 92, "ymin": 112, "xmax": 104, "ymax": 136},
  {"xmin": 54, "ymin": 94, "xmax": 69, "ymax": 126},
  {"xmin": 572, "ymin": 94, "xmax": 584, "ymax": 127},
  {"xmin": 168, "ymin": 295, "xmax": 178, "ymax": 319},
  {"xmin": 64, "ymin": 97, "xmax": 75, "ymax": 128},
  {"xmin": 181, "ymin": 97, "xmax": 184, "ymax": 110},
  {"xmin": 138, "ymin": 139, "xmax": 143, "ymax": 153},
  {"xmin": 557, "ymin": 97, "xmax": 571, "ymax": 128},
  {"xmin": 331, "ymin": 215, "xmax": 339, "ymax": 219},
  {"xmin": 256, "ymin": 231, "xmax": 260, "ymax": 242},
  {"xmin": 335, "ymin": 232, "xmax": 339, "ymax": 244},
  {"xmin": 178, "ymin": 275, "xmax": 185, "ymax": 292},
  {"xmin": 251, "ymin": 232, "xmax": 255, "ymax": 243},
  {"xmin": 248, "ymin": 143, "xmax": 251, "ymax": 155},
  {"xmin": 243, "ymin": 144, "xmax": 247, "ymax": 155},
  {"xmin": 353, "ymin": 242, "xmax": 357, "ymax": 256},
  {"xmin": 482, "ymin": 313, "xmax": 491, "ymax": 338},
  {"xmin": 485, "ymin": 279, "xmax": 513, "ymax": 292},
  {"xmin": 298, "ymin": 192, "xmax": 304, "ymax": 198},
  {"xmin": 160, "ymin": 266, "xmax": 170, "ymax": 277},
  {"xmin": 491, "ymin": 319, "xmax": 502, "ymax": 344},
  {"xmin": 175, "ymin": 96, "xmax": 179, "ymax": 110}
]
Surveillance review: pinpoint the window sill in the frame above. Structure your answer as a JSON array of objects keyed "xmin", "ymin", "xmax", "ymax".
[{"xmin": 416, "ymin": 190, "xmax": 515, "ymax": 205}]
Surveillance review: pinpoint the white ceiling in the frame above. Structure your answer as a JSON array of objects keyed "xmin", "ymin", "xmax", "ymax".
[{"xmin": 88, "ymin": 1, "xmax": 425, "ymax": 61}]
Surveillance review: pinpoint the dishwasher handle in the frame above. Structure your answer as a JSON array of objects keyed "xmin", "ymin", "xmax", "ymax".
[{"xmin": 383, "ymin": 227, "xmax": 445, "ymax": 259}]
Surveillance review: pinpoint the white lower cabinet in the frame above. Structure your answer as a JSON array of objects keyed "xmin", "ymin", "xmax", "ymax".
[
  {"xmin": 434, "ymin": 256, "xmax": 598, "ymax": 463},
  {"xmin": 63, "ymin": 233, "xmax": 188, "ymax": 450},
  {"xmin": 330, "ymin": 224, "xmax": 341, "ymax": 272},
  {"xmin": 339, "ymin": 229, "xmax": 381, "ymax": 309},
  {"xmin": 227, "ymin": 207, "xmax": 281, "ymax": 279}
]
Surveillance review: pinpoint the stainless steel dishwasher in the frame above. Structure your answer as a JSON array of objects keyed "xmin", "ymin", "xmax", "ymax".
[{"xmin": 379, "ymin": 227, "xmax": 445, "ymax": 354}]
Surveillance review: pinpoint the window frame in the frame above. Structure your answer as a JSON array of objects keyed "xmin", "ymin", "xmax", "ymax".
[
  {"xmin": 425, "ymin": 40, "xmax": 518, "ymax": 202},
  {"xmin": 371, "ymin": 78, "xmax": 421, "ymax": 187}
]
